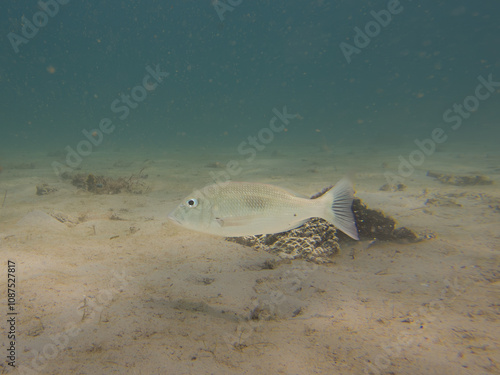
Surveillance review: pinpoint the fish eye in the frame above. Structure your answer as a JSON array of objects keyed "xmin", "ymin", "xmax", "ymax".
[{"xmin": 186, "ymin": 198, "xmax": 198, "ymax": 208}]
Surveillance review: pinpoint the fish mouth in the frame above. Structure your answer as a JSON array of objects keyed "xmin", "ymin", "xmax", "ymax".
[{"xmin": 167, "ymin": 212, "xmax": 181, "ymax": 224}]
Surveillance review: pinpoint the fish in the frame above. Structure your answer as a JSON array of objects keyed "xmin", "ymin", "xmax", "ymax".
[{"xmin": 168, "ymin": 178, "xmax": 359, "ymax": 240}]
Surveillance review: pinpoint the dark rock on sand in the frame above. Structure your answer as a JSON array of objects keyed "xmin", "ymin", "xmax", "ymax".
[
  {"xmin": 228, "ymin": 198, "xmax": 422, "ymax": 263},
  {"xmin": 427, "ymin": 171, "xmax": 493, "ymax": 186}
]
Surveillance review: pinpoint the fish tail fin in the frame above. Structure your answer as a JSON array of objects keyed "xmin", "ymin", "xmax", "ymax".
[{"xmin": 320, "ymin": 178, "xmax": 359, "ymax": 240}]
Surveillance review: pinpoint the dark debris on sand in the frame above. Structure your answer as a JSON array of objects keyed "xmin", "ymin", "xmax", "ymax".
[
  {"xmin": 427, "ymin": 171, "xmax": 494, "ymax": 186},
  {"xmin": 36, "ymin": 184, "xmax": 58, "ymax": 196},
  {"xmin": 61, "ymin": 169, "xmax": 150, "ymax": 195}
]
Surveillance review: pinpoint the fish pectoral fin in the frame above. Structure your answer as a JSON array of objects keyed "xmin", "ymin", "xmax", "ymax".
[
  {"xmin": 215, "ymin": 216, "xmax": 254, "ymax": 227},
  {"xmin": 215, "ymin": 215, "xmax": 309, "ymax": 232}
]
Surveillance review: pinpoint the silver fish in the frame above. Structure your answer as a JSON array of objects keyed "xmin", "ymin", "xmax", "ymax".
[{"xmin": 168, "ymin": 178, "xmax": 359, "ymax": 240}]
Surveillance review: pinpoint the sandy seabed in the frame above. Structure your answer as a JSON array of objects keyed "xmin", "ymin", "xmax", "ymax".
[{"xmin": 0, "ymin": 143, "xmax": 498, "ymax": 375}]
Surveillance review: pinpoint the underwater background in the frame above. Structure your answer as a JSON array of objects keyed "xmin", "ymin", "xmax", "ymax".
[
  {"xmin": 0, "ymin": 1, "xmax": 499, "ymax": 375},
  {"xmin": 1, "ymin": 0, "xmax": 499, "ymax": 155}
]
